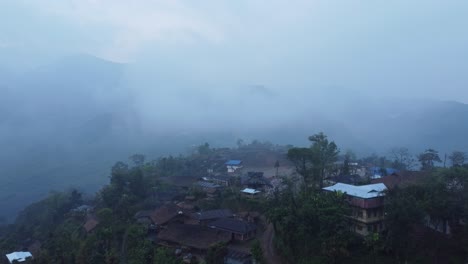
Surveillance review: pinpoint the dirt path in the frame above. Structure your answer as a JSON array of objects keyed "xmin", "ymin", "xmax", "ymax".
[{"xmin": 261, "ymin": 223, "xmax": 285, "ymax": 264}]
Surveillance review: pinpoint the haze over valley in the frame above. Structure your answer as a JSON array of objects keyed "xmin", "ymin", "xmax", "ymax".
[{"xmin": 1, "ymin": 0, "xmax": 468, "ymax": 220}]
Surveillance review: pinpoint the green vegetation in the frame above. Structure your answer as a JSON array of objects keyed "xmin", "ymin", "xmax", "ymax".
[
  {"xmin": 287, "ymin": 133, "xmax": 339, "ymax": 190},
  {"xmin": 268, "ymin": 134, "xmax": 468, "ymax": 263},
  {"xmin": 266, "ymin": 179, "xmax": 353, "ymax": 263},
  {"xmin": 205, "ymin": 242, "xmax": 227, "ymax": 264},
  {"xmin": 250, "ymin": 239, "xmax": 265, "ymax": 264},
  {"xmin": 1, "ymin": 135, "xmax": 468, "ymax": 263}
]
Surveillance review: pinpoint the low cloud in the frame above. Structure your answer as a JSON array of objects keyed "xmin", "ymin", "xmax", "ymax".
[{"xmin": 21, "ymin": 0, "xmax": 227, "ymax": 61}]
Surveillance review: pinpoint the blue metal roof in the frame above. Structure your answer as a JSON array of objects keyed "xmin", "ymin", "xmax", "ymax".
[
  {"xmin": 370, "ymin": 167, "xmax": 399, "ymax": 175},
  {"xmin": 225, "ymin": 160, "xmax": 242, "ymax": 165}
]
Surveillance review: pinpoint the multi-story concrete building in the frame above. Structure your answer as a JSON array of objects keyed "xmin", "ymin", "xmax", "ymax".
[{"xmin": 323, "ymin": 183, "xmax": 387, "ymax": 236}]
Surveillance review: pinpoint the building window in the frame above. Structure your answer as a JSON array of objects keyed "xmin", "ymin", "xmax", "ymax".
[
  {"xmin": 358, "ymin": 211, "xmax": 363, "ymax": 218},
  {"xmin": 357, "ymin": 225, "xmax": 363, "ymax": 231}
]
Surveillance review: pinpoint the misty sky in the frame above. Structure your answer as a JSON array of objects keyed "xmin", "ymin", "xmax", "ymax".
[{"xmin": 1, "ymin": 0, "xmax": 468, "ymax": 102}]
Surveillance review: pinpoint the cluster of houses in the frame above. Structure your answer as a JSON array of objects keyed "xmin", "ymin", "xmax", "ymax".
[
  {"xmin": 128, "ymin": 159, "xmax": 281, "ymax": 263},
  {"xmin": 10, "ymin": 155, "xmax": 451, "ymax": 263},
  {"xmin": 133, "ymin": 205, "xmax": 259, "ymax": 263},
  {"xmin": 129, "ymin": 160, "xmax": 274, "ymax": 263},
  {"xmin": 160, "ymin": 160, "xmax": 274, "ymax": 201},
  {"xmin": 78, "ymin": 159, "xmax": 268, "ymax": 263}
]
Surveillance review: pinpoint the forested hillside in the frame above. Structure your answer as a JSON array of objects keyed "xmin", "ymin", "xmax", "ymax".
[{"xmin": 0, "ymin": 135, "xmax": 467, "ymax": 263}]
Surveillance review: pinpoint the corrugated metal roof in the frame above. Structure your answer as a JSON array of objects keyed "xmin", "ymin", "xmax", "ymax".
[
  {"xmin": 241, "ymin": 188, "xmax": 261, "ymax": 194},
  {"xmin": 323, "ymin": 183, "xmax": 387, "ymax": 199},
  {"xmin": 6, "ymin": 251, "xmax": 33, "ymax": 263}
]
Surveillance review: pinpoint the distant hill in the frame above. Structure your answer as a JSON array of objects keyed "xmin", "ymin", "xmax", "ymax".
[
  {"xmin": 0, "ymin": 55, "xmax": 138, "ymax": 221},
  {"xmin": 0, "ymin": 54, "xmax": 467, "ymax": 221},
  {"xmin": 336, "ymin": 99, "xmax": 468, "ymax": 154}
]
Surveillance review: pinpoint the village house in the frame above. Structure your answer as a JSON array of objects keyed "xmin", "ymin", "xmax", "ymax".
[
  {"xmin": 150, "ymin": 203, "xmax": 187, "ymax": 228},
  {"xmin": 240, "ymin": 188, "xmax": 261, "ymax": 198},
  {"xmin": 323, "ymin": 183, "xmax": 387, "ymax": 236},
  {"xmin": 6, "ymin": 251, "xmax": 33, "ymax": 263},
  {"xmin": 207, "ymin": 175, "xmax": 231, "ymax": 187},
  {"xmin": 209, "ymin": 218, "xmax": 257, "ymax": 241},
  {"xmin": 194, "ymin": 181, "xmax": 223, "ymax": 198},
  {"xmin": 157, "ymin": 223, "xmax": 231, "ymax": 254},
  {"xmin": 225, "ymin": 160, "xmax": 243, "ymax": 173},
  {"xmin": 176, "ymin": 201, "xmax": 195, "ymax": 211},
  {"xmin": 134, "ymin": 210, "xmax": 154, "ymax": 226},
  {"xmin": 241, "ymin": 172, "xmax": 271, "ymax": 191},
  {"xmin": 371, "ymin": 170, "xmax": 429, "ymax": 189},
  {"xmin": 236, "ymin": 211, "xmax": 261, "ymax": 224},
  {"xmin": 83, "ymin": 215, "xmax": 99, "ymax": 234},
  {"xmin": 161, "ymin": 176, "xmax": 199, "ymax": 190},
  {"xmin": 192, "ymin": 209, "xmax": 234, "ymax": 225}
]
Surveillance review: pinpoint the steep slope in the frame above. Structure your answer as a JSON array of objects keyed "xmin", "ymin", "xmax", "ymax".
[{"xmin": 0, "ymin": 55, "xmax": 137, "ymax": 221}]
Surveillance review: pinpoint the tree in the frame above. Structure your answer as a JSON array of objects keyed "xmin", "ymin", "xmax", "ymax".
[
  {"xmin": 128, "ymin": 168, "xmax": 146, "ymax": 199},
  {"xmin": 342, "ymin": 150, "xmax": 356, "ymax": 175},
  {"xmin": 69, "ymin": 188, "xmax": 83, "ymax": 207},
  {"xmin": 153, "ymin": 248, "xmax": 181, "ymax": 264},
  {"xmin": 205, "ymin": 242, "xmax": 227, "ymax": 264},
  {"xmin": 364, "ymin": 232, "xmax": 382, "ymax": 264},
  {"xmin": 96, "ymin": 208, "xmax": 113, "ymax": 226},
  {"xmin": 110, "ymin": 161, "xmax": 129, "ymax": 189},
  {"xmin": 197, "ymin": 142, "xmax": 211, "ymax": 155},
  {"xmin": 250, "ymin": 239, "xmax": 265, "ymax": 264},
  {"xmin": 274, "ymin": 160, "xmax": 280, "ymax": 177},
  {"xmin": 287, "ymin": 147, "xmax": 313, "ymax": 184},
  {"xmin": 309, "ymin": 132, "xmax": 340, "ymax": 189},
  {"xmin": 236, "ymin": 138, "xmax": 245, "ymax": 148},
  {"xmin": 429, "ymin": 167, "xmax": 468, "ymax": 228},
  {"xmin": 389, "ymin": 147, "xmax": 415, "ymax": 170},
  {"xmin": 449, "ymin": 151, "xmax": 466, "ymax": 167},
  {"xmin": 126, "ymin": 225, "xmax": 153, "ymax": 264},
  {"xmin": 379, "ymin": 167, "xmax": 388, "ymax": 177},
  {"xmin": 384, "ymin": 186, "xmax": 425, "ymax": 261},
  {"xmin": 266, "ymin": 177, "xmax": 351, "ymax": 263},
  {"xmin": 129, "ymin": 154, "xmax": 145, "ymax": 167},
  {"xmin": 418, "ymin": 149, "xmax": 442, "ymax": 170}
]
